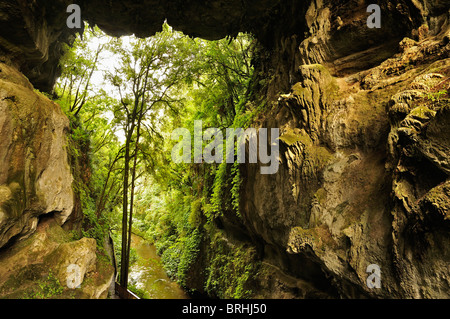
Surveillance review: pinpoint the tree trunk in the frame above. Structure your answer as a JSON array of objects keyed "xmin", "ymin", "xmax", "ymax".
[
  {"xmin": 119, "ymin": 131, "xmax": 131, "ymax": 288},
  {"xmin": 125, "ymin": 111, "xmax": 143, "ymax": 277}
]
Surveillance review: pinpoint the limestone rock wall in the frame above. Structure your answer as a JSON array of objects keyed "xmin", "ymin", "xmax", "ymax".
[
  {"xmin": 0, "ymin": 62, "xmax": 73, "ymax": 248},
  {"xmin": 238, "ymin": 5, "xmax": 450, "ymax": 298},
  {"xmin": 0, "ymin": 217, "xmax": 114, "ymax": 298},
  {"xmin": 0, "ymin": 61, "xmax": 115, "ymax": 299}
]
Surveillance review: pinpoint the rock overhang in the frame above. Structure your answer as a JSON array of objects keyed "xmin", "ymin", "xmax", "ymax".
[{"xmin": 1, "ymin": 0, "xmax": 440, "ymax": 92}]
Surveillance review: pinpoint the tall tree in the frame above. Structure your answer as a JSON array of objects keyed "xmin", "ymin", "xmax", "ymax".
[
  {"xmin": 106, "ymin": 23, "xmax": 197, "ymax": 289},
  {"xmin": 56, "ymin": 26, "xmax": 107, "ymax": 116}
]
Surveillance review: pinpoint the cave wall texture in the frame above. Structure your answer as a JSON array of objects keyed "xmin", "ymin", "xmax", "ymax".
[{"xmin": 0, "ymin": 0, "xmax": 449, "ymax": 298}]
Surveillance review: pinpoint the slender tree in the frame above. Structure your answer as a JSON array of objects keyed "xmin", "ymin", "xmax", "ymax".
[
  {"xmin": 56, "ymin": 26, "xmax": 107, "ymax": 116},
  {"xmin": 106, "ymin": 24, "xmax": 196, "ymax": 289}
]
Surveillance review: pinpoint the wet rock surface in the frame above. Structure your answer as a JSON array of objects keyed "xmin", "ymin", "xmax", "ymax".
[
  {"xmin": 0, "ymin": 217, "xmax": 114, "ymax": 299},
  {"xmin": 239, "ymin": 13, "xmax": 449, "ymax": 298},
  {"xmin": 0, "ymin": 62, "xmax": 73, "ymax": 248}
]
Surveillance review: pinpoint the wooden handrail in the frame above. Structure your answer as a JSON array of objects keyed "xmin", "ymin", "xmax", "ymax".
[{"xmin": 115, "ymin": 282, "xmax": 140, "ymax": 299}]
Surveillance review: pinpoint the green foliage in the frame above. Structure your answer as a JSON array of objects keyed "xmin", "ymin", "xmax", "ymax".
[
  {"xmin": 231, "ymin": 162, "xmax": 242, "ymax": 217},
  {"xmin": 188, "ymin": 198, "xmax": 203, "ymax": 228},
  {"xmin": 130, "ymin": 31, "xmax": 258, "ymax": 297},
  {"xmin": 208, "ymin": 162, "xmax": 228, "ymax": 219},
  {"xmin": 55, "ymin": 22, "xmax": 259, "ymax": 298},
  {"xmin": 57, "ymin": 30, "xmax": 123, "ymax": 252},
  {"xmin": 177, "ymin": 229, "xmax": 202, "ymax": 287},
  {"xmin": 426, "ymin": 89, "xmax": 447, "ymax": 102},
  {"xmin": 128, "ymin": 283, "xmax": 148, "ymax": 299},
  {"xmin": 205, "ymin": 232, "xmax": 259, "ymax": 299},
  {"xmin": 26, "ymin": 271, "xmax": 64, "ymax": 299},
  {"xmin": 128, "ymin": 248, "xmax": 138, "ymax": 265},
  {"xmin": 161, "ymin": 240, "xmax": 183, "ymax": 279},
  {"xmin": 57, "ymin": 24, "xmax": 107, "ymax": 116},
  {"xmin": 67, "ymin": 121, "xmax": 110, "ymax": 249}
]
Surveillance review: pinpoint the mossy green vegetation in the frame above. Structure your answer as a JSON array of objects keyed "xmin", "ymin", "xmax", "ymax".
[
  {"xmin": 0, "ymin": 218, "xmax": 113, "ymax": 299},
  {"xmin": 128, "ymin": 283, "xmax": 148, "ymax": 299},
  {"xmin": 125, "ymin": 31, "xmax": 262, "ymax": 297},
  {"xmin": 426, "ymin": 89, "xmax": 447, "ymax": 102},
  {"xmin": 0, "ymin": 268, "xmax": 71, "ymax": 299},
  {"xmin": 205, "ymin": 231, "xmax": 260, "ymax": 298},
  {"xmin": 65, "ymin": 119, "xmax": 110, "ymax": 251},
  {"xmin": 280, "ymin": 127, "xmax": 333, "ymax": 171},
  {"xmin": 25, "ymin": 271, "xmax": 65, "ymax": 299},
  {"xmin": 49, "ymin": 23, "xmax": 262, "ymax": 298}
]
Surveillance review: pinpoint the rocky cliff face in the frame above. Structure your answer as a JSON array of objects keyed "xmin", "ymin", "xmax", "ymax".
[
  {"xmin": 242, "ymin": 20, "xmax": 450, "ymax": 298},
  {"xmin": 0, "ymin": 0, "xmax": 448, "ymax": 298},
  {"xmin": 0, "ymin": 216, "xmax": 114, "ymax": 298},
  {"xmin": 0, "ymin": 60, "xmax": 114, "ymax": 298},
  {"xmin": 236, "ymin": 1, "xmax": 449, "ymax": 298},
  {"xmin": 0, "ymin": 62, "xmax": 73, "ymax": 247}
]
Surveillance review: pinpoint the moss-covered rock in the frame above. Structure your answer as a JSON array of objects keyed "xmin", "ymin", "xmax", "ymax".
[
  {"xmin": 420, "ymin": 180, "xmax": 450, "ymax": 221},
  {"xmin": 0, "ymin": 62, "xmax": 74, "ymax": 249},
  {"xmin": 0, "ymin": 217, "xmax": 114, "ymax": 299},
  {"xmin": 204, "ymin": 231, "xmax": 259, "ymax": 299}
]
